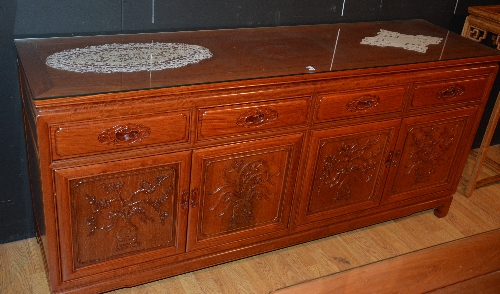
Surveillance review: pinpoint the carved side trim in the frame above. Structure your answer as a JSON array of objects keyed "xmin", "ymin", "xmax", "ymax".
[
  {"xmin": 466, "ymin": 25, "xmax": 488, "ymax": 42},
  {"xmin": 98, "ymin": 124, "xmax": 151, "ymax": 145},
  {"xmin": 236, "ymin": 108, "xmax": 278, "ymax": 128},
  {"xmin": 436, "ymin": 84, "xmax": 465, "ymax": 101},
  {"xmin": 346, "ymin": 95, "xmax": 380, "ymax": 112}
]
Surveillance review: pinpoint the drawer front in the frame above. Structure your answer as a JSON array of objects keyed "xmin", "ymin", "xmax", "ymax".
[
  {"xmin": 198, "ymin": 97, "xmax": 310, "ymax": 140},
  {"xmin": 315, "ymin": 86, "xmax": 407, "ymax": 122},
  {"xmin": 410, "ymin": 75, "xmax": 490, "ymax": 109},
  {"xmin": 52, "ymin": 111, "xmax": 190, "ymax": 159}
]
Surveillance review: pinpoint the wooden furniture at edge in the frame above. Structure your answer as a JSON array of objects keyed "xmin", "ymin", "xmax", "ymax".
[
  {"xmin": 462, "ymin": 5, "xmax": 500, "ymax": 197},
  {"xmin": 16, "ymin": 20, "xmax": 500, "ymax": 293}
]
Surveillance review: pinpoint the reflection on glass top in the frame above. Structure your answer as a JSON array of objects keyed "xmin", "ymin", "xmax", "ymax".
[{"xmin": 15, "ymin": 19, "xmax": 500, "ymax": 99}]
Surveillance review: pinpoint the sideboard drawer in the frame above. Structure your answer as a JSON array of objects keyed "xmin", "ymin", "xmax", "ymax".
[
  {"xmin": 314, "ymin": 86, "xmax": 407, "ymax": 122},
  {"xmin": 51, "ymin": 111, "xmax": 190, "ymax": 159},
  {"xmin": 197, "ymin": 97, "xmax": 310, "ymax": 140},
  {"xmin": 410, "ymin": 75, "xmax": 490, "ymax": 109}
]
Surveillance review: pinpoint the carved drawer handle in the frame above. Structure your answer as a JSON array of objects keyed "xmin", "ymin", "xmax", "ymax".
[
  {"xmin": 346, "ymin": 95, "xmax": 380, "ymax": 112},
  {"xmin": 236, "ymin": 108, "xmax": 278, "ymax": 128},
  {"xmin": 436, "ymin": 84, "xmax": 465, "ymax": 101},
  {"xmin": 98, "ymin": 124, "xmax": 150, "ymax": 145}
]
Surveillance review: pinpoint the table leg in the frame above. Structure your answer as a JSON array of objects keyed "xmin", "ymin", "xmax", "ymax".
[{"xmin": 464, "ymin": 91, "xmax": 500, "ymax": 197}]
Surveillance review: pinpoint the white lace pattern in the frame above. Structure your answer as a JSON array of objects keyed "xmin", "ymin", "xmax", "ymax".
[
  {"xmin": 360, "ymin": 30, "xmax": 443, "ymax": 53},
  {"xmin": 46, "ymin": 42, "xmax": 213, "ymax": 73}
]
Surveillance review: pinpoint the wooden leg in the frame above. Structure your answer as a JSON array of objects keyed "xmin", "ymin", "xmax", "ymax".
[
  {"xmin": 464, "ymin": 91, "xmax": 500, "ymax": 197},
  {"xmin": 434, "ymin": 200, "xmax": 452, "ymax": 218}
]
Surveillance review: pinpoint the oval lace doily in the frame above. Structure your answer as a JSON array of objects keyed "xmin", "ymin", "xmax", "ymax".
[{"xmin": 45, "ymin": 42, "xmax": 213, "ymax": 73}]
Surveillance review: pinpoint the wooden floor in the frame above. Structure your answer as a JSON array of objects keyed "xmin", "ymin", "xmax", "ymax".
[
  {"xmin": 1, "ymin": 146, "xmax": 500, "ymax": 294},
  {"xmin": 272, "ymin": 229, "xmax": 500, "ymax": 294}
]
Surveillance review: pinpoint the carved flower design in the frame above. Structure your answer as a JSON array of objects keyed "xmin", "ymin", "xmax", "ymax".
[
  {"xmin": 317, "ymin": 136, "xmax": 382, "ymax": 202},
  {"xmin": 83, "ymin": 170, "xmax": 175, "ymax": 251},
  {"xmin": 405, "ymin": 123, "xmax": 458, "ymax": 184},
  {"xmin": 208, "ymin": 159, "xmax": 275, "ymax": 229}
]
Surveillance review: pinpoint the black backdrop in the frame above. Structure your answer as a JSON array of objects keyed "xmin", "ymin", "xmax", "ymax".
[{"xmin": 1, "ymin": 0, "xmax": 499, "ymax": 244}]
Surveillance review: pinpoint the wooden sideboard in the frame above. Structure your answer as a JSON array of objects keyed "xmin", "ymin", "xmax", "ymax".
[{"xmin": 16, "ymin": 20, "xmax": 500, "ymax": 293}]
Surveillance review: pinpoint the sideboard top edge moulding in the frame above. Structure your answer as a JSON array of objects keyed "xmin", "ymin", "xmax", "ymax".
[{"xmin": 15, "ymin": 19, "xmax": 500, "ymax": 100}]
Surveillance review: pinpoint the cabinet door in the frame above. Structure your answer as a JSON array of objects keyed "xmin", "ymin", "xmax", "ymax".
[
  {"xmin": 382, "ymin": 107, "xmax": 478, "ymax": 204},
  {"xmin": 296, "ymin": 120, "xmax": 400, "ymax": 226},
  {"xmin": 187, "ymin": 133, "xmax": 303, "ymax": 251},
  {"xmin": 54, "ymin": 151, "xmax": 191, "ymax": 282}
]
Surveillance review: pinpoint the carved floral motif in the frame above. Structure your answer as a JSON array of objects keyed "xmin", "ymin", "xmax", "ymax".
[
  {"xmin": 79, "ymin": 168, "xmax": 175, "ymax": 251},
  {"xmin": 317, "ymin": 136, "xmax": 382, "ymax": 202},
  {"xmin": 405, "ymin": 123, "xmax": 459, "ymax": 184},
  {"xmin": 208, "ymin": 158, "xmax": 276, "ymax": 229}
]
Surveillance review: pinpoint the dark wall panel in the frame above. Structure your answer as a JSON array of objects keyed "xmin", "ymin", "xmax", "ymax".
[
  {"xmin": 0, "ymin": 0, "xmax": 33, "ymax": 243},
  {"xmin": 340, "ymin": 0, "xmax": 382, "ymax": 22},
  {"xmin": 122, "ymin": 0, "xmax": 281, "ymax": 31},
  {"xmin": 275, "ymin": 0, "xmax": 340, "ymax": 26},
  {"xmin": 379, "ymin": 0, "xmax": 459, "ymax": 29},
  {"xmin": 121, "ymin": 0, "xmax": 344, "ymax": 32},
  {"xmin": 14, "ymin": 0, "xmax": 122, "ymax": 36},
  {"xmin": 2, "ymin": 0, "xmax": 500, "ymax": 244}
]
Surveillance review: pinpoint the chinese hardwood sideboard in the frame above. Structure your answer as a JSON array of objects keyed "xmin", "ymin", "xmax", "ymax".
[{"xmin": 16, "ymin": 20, "xmax": 500, "ymax": 293}]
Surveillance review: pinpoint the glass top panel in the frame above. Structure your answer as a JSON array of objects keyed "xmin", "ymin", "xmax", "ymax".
[{"xmin": 15, "ymin": 19, "xmax": 500, "ymax": 99}]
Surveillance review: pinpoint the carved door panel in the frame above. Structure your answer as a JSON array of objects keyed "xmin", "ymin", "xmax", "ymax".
[
  {"xmin": 187, "ymin": 133, "xmax": 303, "ymax": 251},
  {"xmin": 382, "ymin": 107, "xmax": 478, "ymax": 204},
  {"xmin": 296, "ymin": 120, "xmax": 400, "ymax": 226},
  {"xmin": 54, "ymin": 151, "xmax": 191, "ymax": 282}
]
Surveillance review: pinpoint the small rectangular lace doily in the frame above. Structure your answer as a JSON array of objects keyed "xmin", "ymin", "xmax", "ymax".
[{"xmin": 360, "ymin": 29, "xmax": 443, "ymax": 53}]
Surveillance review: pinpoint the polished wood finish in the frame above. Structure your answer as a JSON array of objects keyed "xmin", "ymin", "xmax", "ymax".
[
  {"xmin": 17, "ymin": 20, "xmax": 500, "ymax": 99},
  {"xmin": 428, "ymin": 270, "xmax": 500, "ymax": 294},
  {"xmin": 272, "ymin": 229, "xmax": 500, "ymax": 294},
  {"xmin": 54, "ymin": 151, "xmax": 191, "ymax": 281},
  {"xmin": 187, "ymin": 134, "xmax": 303, "ymax": 251},
  {"xmin": 198, "ymin": 98, "xmax": 309, "ymax": 140},
  {"xmin": 315, "ymin": 86, "xmax": 406, "ymax": 121},
  {"xmin": 411, "ymin": 75, "xmax": 490, "ymax": 109},
  {"xmin": 462, "ymin": 5, "xmax": 500, "ymax": 197},
  {"xmin": 52, "ymin": 111, "xmax": 190, "ymax": 159},
  {"xmin": 16, "ymin": 20, "xmax": 500, "ymax": 293},
  {"xmin": 382, "ymin": 108, "xmax": 477, "ymax": 204},
  {"xmin": 297, "ymin": 119, "xmax": 400, "ymax": 225}
]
